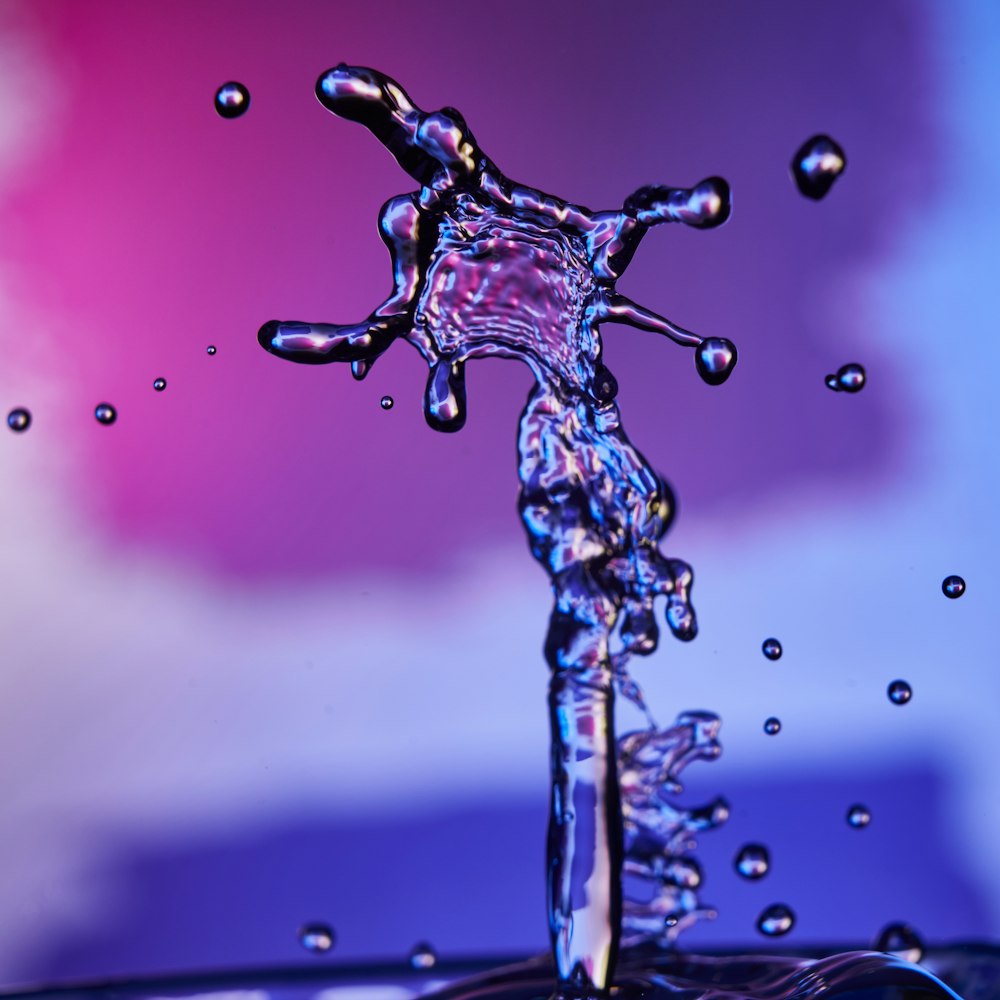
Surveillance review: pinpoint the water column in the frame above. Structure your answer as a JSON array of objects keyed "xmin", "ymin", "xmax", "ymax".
[{"xmin": 257, "ymin": 64, "xmax": 736, "ymax": 997}]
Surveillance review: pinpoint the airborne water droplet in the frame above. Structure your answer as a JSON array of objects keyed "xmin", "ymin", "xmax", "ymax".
[
  {"xmin": 380, "ymin": 394, "xmax": 394, "ymax": 410},
  {"xmin": 791, "ymin": 135, "xmax": 846, "ymax": 200},
  {"xmin": 762, "ymin": 637, "xmax": 782, "ymax": 661},
  {"xmin": 7, "ymin": 407, "xmax": 30, "ymax": 432},
  {"xmin": 874, "ymin": 922, "xmax": 925, "ymax": 964},
  {"xmin": 298, "ymin": 922, "xmax": 335, "ymax": 953},
  {"xmin": 94, "ymin": 403, "xmax": 117, "ymax": 425},
  {"xmin": 153, "ymin": 378, "xmax": 167, "ymax": 392},
  {"xmin": 757, "ymin": 903, "xmax": 795, "ymax": 937},
  {"xmin": 735, "ymin": 843, "xmax": 770, "ymax": 880},
  {"xmin": 592, "ymin": 364, "xmax": 619, "ymax": 403},
  {"xmin": 214, "ymin": 82, "xmax": 250, "ymax": 119},
  {"xmin": 847, "ymin": 804, "xmax": 871, "ymax": 828},
  {"xmin": 763, "ymin": 717, "xmax": 781, "ymax": 736},
  {"xmin": 206, "ymin": 345, "xmax": 217, "ymax": 356},
  {"xmin": 409, "ymin": 942, "xmax": 438, "ymax": 969},
  {"xmin": 887, "ymin": 680, "xmax": 912, "ymax": 705},
  {"xmin": 695, "ymin": 338, "xmax": 738, "ymax": 386},
  {"xmin": 837, "ymin": 363, "xmax": 865, "ymax": 393},
  {"xmin": 942, "ymin": 574, "xmax": 966, "ymax": 599}
]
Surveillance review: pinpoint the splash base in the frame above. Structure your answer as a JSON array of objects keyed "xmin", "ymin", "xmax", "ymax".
[{"xmin": 3, "ymin": 944, "xmax": 994, "ymax": 1000}]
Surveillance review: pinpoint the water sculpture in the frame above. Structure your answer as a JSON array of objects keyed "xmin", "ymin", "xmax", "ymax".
[{"xmin": 257, "ymin": 66, "xmax": 959, "ymax": 1000}]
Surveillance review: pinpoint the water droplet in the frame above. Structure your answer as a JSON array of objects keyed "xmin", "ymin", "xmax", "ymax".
[
  {"xmin": 828, "ymin": 363, "xmax": 865, "ymax": 393},
  {"xmin": 735, "ymin": 843, "xmax": 770, "ymax": 880},
  {"xmin": 664, "ymin": 915, "xmax": 679, "ymax": 928},
  {"xmin": 214, "ymin": 82, "xmax": 250, "ymax": 119},
  {"xmin": 695, "ymin": 337, "xmax": 738, "ymax": 386},
  {"xmin": 153, "ymin": 378, "xmax": 167, "ymax": 392},
  {"xmin": 762, "ymin": 637, "xmax": 782, "ymax": 661},
  {"xmin": 887, "ymin": 680, "xmax": 912, "ymax": 705},
  {"xmin": 7, "ymin": 407, "xmax": 31, "ymax": 432},
  {"xmin": 757, "ymin": 903, "xmax": 795, "ymax": 937},
  {"xmin": 874, "ymin": 922, "xmax": 925, "ymax": 964},
  {"xmin": 791, "ymin": 134, "xmax": 846, "ymax": 200},
  {"xmin": 298, "ymin": 922, "xmax": 335, "ymax": 953},
  {"xmin": 942, "ymin": 574, "xmax": 966, "ymax": 599},
  {"xmin": 592, "ymin": 364, "xmax": 619, "ymax": 402},
  {"xmin": 409, "ymin": 942, "xmax": 437, "ymax": 969},
  {"xmin": 94, "ymin": 403, "xmax": 117, "ymax": 425},
  {"xmin": 847, "ymin": 804, "xmax": 871, "ymax": 828},
  {"xmin": 380, "ymin": 394, "xmax": 394, "ymax": 410},
  {"xmin": 206, "ymin": 345, "xmax": 217, "ymax": 356},
  {"xmin": 763, "ymin": 717, "xmax": 781, "ymax": 736}
]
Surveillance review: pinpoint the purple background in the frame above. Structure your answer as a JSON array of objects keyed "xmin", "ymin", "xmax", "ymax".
[{"xmin": 0, "ymin": 0, "xmax": 997, "ymax": 987}]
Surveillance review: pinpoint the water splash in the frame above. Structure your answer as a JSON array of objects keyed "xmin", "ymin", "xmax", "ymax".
[
  {"xmin": 618, "ymin": 712, "xmax": 728, "ymax": 946},
  {"xmin": 258, "ymin": 64, "xmax": 735, "ymax": 996},
  {"xmin": 253, "ymin": 66, "xmax": 952, "ymax": 1000},
  {"xmin": 422, "ymin": 948, "xmax": 961, "ymax": 1000}
]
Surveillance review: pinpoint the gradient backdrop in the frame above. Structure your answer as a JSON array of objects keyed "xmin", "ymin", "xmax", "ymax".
[{"xmin": 0, "ymin": 0, "xmax": 998, "ymax": 987}]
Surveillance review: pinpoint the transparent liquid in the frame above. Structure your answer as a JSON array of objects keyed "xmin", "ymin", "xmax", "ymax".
[
  {"xmin": 1, "ymin": 945, "xmax": 985, "ymax": 1000},
  {"xmin": 255, "ymin": 65, "xmax": 965, "ymax": 1000}
]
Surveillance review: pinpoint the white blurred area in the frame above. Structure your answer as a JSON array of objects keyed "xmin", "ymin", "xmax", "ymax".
[{"xmin": 0, "ymin": 0, "xmax": 999, "ymax": 981}]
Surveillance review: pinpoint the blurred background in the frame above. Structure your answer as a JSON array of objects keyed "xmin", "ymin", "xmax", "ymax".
[{"xmin": 0, "ymin": 0, "xmax": 998, "ymax": 987}]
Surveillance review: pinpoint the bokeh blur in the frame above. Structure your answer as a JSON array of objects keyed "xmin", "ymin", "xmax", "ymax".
[{"xmin": 1, "ymin": 0, "xmax": 998, "ymax": 987}]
